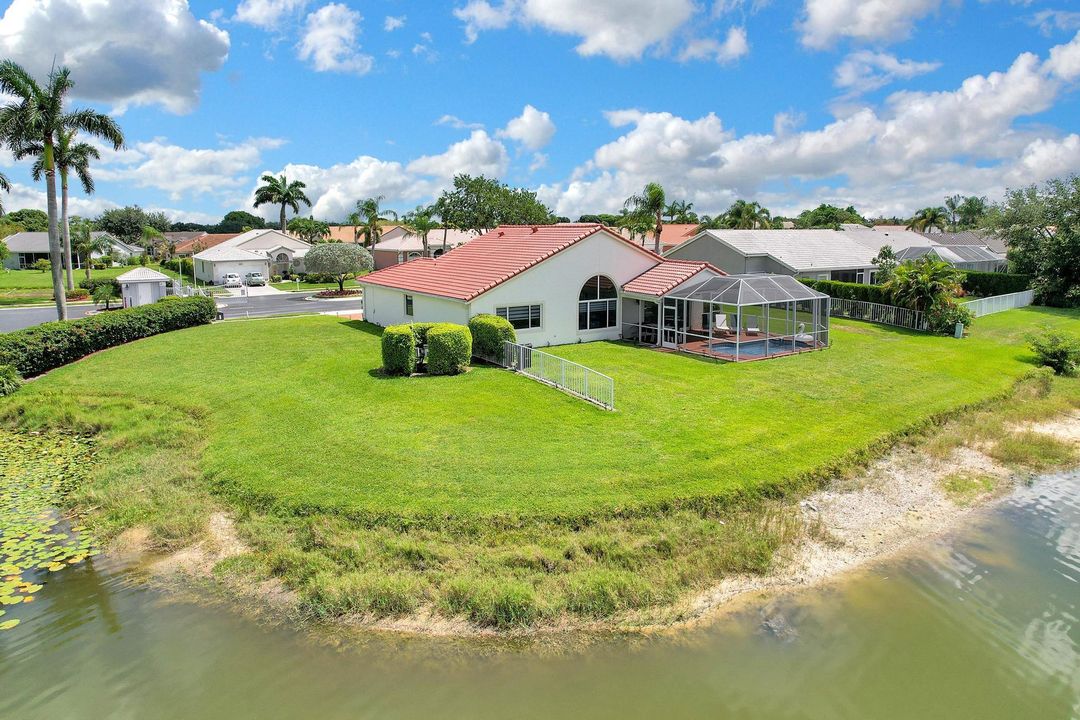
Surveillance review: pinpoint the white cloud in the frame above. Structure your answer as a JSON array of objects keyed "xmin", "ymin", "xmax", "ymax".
[
  {"xmin": 1029, "ymin": 9, "xmax": 1080, "ymax": 36},
  {"xmin": 538, "ymin": 34, "xmax": 1080, "ymax": 219},
  {"xmin": 454, "ymin": 0, "xmax": 697, "ymax": 61},
  {"xmin": 297, "ymin": 3, "xmax": 374, "ymax": 75},
  {"xmin": 257, "ymin": 156, "xmax": 417, "ymax": 221},
  {"xmin": 529, "ymin": 153, "xmax": 548, "ymax": 172},
  {"xmin": 798, "ymin": 0, "xmax": 942, "ymax": 49},
  {"xmin": 834, "ymin": 51, "xmax": 941, "ymax": 94},
  {"xmin": 0, "ymin": 0, "xmax": 229, "ymax": 114},
  {"xmin": 498, "ymin": 105, "xmax": 556, "ymax": 150},
  {"xmin": 95, "ymin": 137, "xmax": 286, "ymax": 201},
  {"xmin": 679, "ymin": 26, "xmax": 749, "ymax": 63},
  {"xmin": 384, "ymin": 14, "xmax": 406, "ymax": 31},
  {"xmin": 235, "ymin": 0, "xmax": 309, "ymax": 28},
  {"xmin": 436, "ymin": 115, "xmax": 485, "ymax": 130},
  {"xmin": 406, "ymin": 130, "xmax": 509, "ymax": 180}
]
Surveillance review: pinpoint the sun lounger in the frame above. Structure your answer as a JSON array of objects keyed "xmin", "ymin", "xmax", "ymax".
[
  {"xmin": 714, "ymin": 313, "xmax": 733, "ymax": 336},
  {"xmin": 745, "ymin": 315, "xmax": 760, "ymax": 336}
]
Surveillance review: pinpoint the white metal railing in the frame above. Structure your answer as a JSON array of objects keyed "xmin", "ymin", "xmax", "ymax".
[
  {"xmin": 487, "ymin": 341, "xmax": 615, "ymax": 410},
  {"xmin": 829, "ymin": 298, "xmax": 928, "ymax": 331},
  {"xmin": 962, "ymin": 290, "xmax": 1035, "ymax": 317}
]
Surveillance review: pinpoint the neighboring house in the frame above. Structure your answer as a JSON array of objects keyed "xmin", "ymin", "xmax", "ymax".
[
  {"xmin": 895, "ymin": 245, "xmax": 1007, "ymax": 273},
  {"xmin": 359, "ymin": 223, "xmax": 729, "ymax": 347},
  {"xmin": 164, "ymin": 231, "xmax": 206, "ymax": 247},
  {"xmin": 327, "ymin": 224, "xmax": 404, "ymax": 244},
  {"xmin": 371, "ymin": 228, "xmax": 479, "ymax": 269},
  {"xmin": 918, "ymin": 229, "xmax": 1008, "ymax": 254},
  {"xmin": 117, "ymin": 267, "xmax": 170, "ymax": 307},
  {"xmin": 2, "ymin": 230, "xmax": 137, "ymax": 270},
  {"xmin": 618, "ymin": 224, "xmax": 701, "ymax": 253},
  {"xmin": 174, "ymin": 233, "xmax": 239, "ymax": 257},
  {"xmin": 666, "ymin": 229, "xmax": 885, "ymax": 284},
  {"xmin": 193, "ymin": 229, "xmax": 311, "ymax": 284}
]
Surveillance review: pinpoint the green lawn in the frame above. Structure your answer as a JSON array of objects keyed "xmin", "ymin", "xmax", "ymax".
[
  {"xmin": 0, "ymin": 265, "xmax": 182, "ymax": 305},
  {"xmin": 270, "ymin": 278, "xmax": 362, "ymax": 292},
  {"xmin": 12, "ymin": 306, "xmax": 1080, "ymax": 521}
]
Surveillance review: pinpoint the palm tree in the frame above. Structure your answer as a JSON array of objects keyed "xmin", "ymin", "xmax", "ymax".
[
  {"xmin": 403, "ymin": 204, "xmax": 439, "ymax": 257},
  {"xmin": 0, "ymin": 171, "xmax": 10, "ymax": 216},
  {"xmin": 944, "ymin": 194, "xmax": 961, "ymax": 231},
  {"xmin": 142, "ymin": 225, "xmax": 165, "ymax": 257},
  {"xmin": 70, "ymin": 219, "xmax": 112, "ymax": 282},
  {"xmin": 28, "ymin": 129, "xmax": 101, "ymax": 290},
  {"xmin": 721, "ymin": 199, "xmax": 772, "ymax": 229},
  {"xmin": 624, "ymin": 182, "xmax": 666, "ymax": 253},
  {"xmin": 907, "ymin": 206, "xmax": 949, "ymax": 234},
  {"xmin": 0, "ymin": 61, "xmax": 124, "ymax": 320},
  {"xmin": 885, "ymin": 258, "xmax": 964, "ymax": 313},
  {"xmin": 355, "ymin": 196, "xmax": 398, "ymax": 249},
  {"xmin": 664, "ymin": 199, "xmax": 697, "ymax": 224},
  {"xmin": 253, "ymin": 174, "xmax": 311, "ymax": 231}
]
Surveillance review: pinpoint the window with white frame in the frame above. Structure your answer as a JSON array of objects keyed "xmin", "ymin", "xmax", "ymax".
[
  {"xmin": 404, "ymin": 294, "xmax": 414, "ymax": 316},
  {"xmin": 578, "ymin": 275, "xmax": 618, "ymax": 330},
  {"xmin": 496, "ymin": 304, "xmax": 541, "ymax": 330}
]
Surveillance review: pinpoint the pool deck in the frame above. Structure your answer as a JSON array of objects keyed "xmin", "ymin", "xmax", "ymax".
[{"xmin": 676, "ymin": 333, "xmax": 825, "ymax": 362}]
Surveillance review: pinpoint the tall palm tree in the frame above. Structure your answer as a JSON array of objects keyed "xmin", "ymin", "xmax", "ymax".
[
  {"xmin": 624, "ymin": 182, "xmax": 666, "ymax": 253},
  {"xmin": 907, "ymin": 206, "xmax": 949, "ymax": 234},
  {"xmin": 0, "ymin": 171, "xmax": 10, "ymax": 216},
  {"xmin": 0, "ymin": 61, "xmax": 124, "ymax": 320},
  {"xmin": 403, "ymin": 204, "xmax": 439, "ymax": 257},
  {"xmin": 28, "ymin": 128, "xmax": 101, "ymax": 290},
  {"xmin": 355, "ymin": 196, "xmax": 398, "ymax": 249},
  {"xmin": 722, "ymin": 199, "xmax": 772, "ymax": 229},
  {"xmin": 944, "ymin": 194, "xmax": 961, "ymax": 231},
  {"xmin": 70, "ymin": 219, "xmax": 112, "ymax": 282},
  {"xmin": 253, "ymin": 174, "xmax": 311, "ymax": 231},
  {"xmin": 664, "ymin": 199, "xmax": 696, "ymax": 224}
]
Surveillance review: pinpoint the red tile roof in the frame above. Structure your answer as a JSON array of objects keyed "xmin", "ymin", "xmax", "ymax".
[
  {"xmin": 622, "ymin": 259, "xmax": 726, "ymax": 297},
  {"xmin": 359, "ymin": 224, "xmax": 661, "ymax": 301},
  {"xmin": 174, "ymin": 233, "xmax": 239, "ymax": 254}
]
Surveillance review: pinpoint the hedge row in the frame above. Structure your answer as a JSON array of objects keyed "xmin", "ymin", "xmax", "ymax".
[
  {"xmin": 468, "ymin": 314, "xmax": 516, "ymax": 362},
  {"xmin": 78, "ymin": 277, "xmax": 121, "ymax": 294},
  {"xmin": 161, "ymin": 257, "xmax": 194, "ymax": 276},
  {"xmin": 380, "ymin": 322, "xmax": 473, "ymax": 376},
  {"xmin": 799, "ymin": 278, "xmax": 894, "ymax": 304},
  {"xmin": 0, "ymin": 295, "xmax": 217, "ymax": 377},
  {"xmin": 960, "ymin": 270, "xmax": 1030, "ymax": 297}
]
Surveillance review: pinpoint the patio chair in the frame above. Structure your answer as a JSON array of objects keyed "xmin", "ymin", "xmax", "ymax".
[
  {"xmin": 745, "ymin": 315, "xmax": 760, "ymax": 336},
  {"xmin": 794, "ymin": 322, "xmax": 815, "ymax": 344},
  {"xmin": 713, "ymin": 313, "xmax": 733, "ymax": 337}
]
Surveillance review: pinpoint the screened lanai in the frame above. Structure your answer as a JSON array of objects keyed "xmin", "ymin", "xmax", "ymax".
[{"xmin": 626, "ymin": 274, "xmax": 831, "ymax": 362}]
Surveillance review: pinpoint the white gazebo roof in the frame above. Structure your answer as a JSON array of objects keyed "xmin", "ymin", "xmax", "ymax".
[
  {"xmin": 116, "ymin": 267, "xmax": 170, "ymax": 283},
  {"xmin": 666, "ymin": 273, "xmax": 829, "ymax": 305}
]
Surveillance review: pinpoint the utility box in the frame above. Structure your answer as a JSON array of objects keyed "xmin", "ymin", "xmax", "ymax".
[{"xmin": 116, "ymin": 267, "xmax": 170, "ymax": 308}]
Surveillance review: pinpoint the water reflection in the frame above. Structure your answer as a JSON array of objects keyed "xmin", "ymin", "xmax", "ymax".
[{"xmin": 1, "ymin": 470, "xmax": 1078, "ymax": 720}]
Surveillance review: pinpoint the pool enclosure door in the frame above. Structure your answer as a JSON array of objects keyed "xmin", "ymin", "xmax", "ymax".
[{"xmin": 661, "ymin": 298, "xmax": 683, "ymax": 349}]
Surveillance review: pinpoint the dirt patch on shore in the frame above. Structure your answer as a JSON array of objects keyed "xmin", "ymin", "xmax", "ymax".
[{"xmin": 148, "ymin": 512, "xmax": 248, "ymax": 577}]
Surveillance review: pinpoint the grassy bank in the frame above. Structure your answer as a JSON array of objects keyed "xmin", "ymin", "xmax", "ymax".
[
  {"xmin": 0, "ymin": 265, "xmax": 182, "ymax": 306},
  {"xmin": 1, "ymin": 307, "xmax": 1078, "ymax": 629}
]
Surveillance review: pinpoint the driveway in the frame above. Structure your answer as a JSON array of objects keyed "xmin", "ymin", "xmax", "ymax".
[{"xmin": 221, "ymin": 284, "xmax": 287, "ymax": 298}]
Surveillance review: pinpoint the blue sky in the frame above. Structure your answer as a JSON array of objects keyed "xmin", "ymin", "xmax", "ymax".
[{"xmin": 0, "ymin": 0, "xmax": 1078, "ymax": 224}]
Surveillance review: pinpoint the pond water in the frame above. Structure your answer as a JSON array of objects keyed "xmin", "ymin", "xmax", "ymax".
[{"xmin": 2, "ymin": 470, "xmax": 1078, "ymax": 720}]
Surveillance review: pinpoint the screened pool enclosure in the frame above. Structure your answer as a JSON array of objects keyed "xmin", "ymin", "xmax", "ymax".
[{"xmin": 622, "ymin": 274, "xmax": 831, "ymax": 362}]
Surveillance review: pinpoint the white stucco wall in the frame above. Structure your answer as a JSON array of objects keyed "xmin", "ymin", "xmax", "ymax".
[
  {"xmin": 469, "ymin": 231, "xmax": 659, "ymax": 346},
  {"xmin": 196, "ymin": 258, "xmax": 270, "ymax": 284},
  {"xmin": 362, "ymin": 285, "xmax": 470, "ymax": 327}
]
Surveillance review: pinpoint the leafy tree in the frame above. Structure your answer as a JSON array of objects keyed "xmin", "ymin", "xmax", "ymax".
[
  {"xmin": 96, "ymin": 206, "xmax": 157, "ymax": 245},
  {"xmin": 353, "ymin": 196, "xmax": 398, "ymax": 248},
  {"xmin": 0, "ymin": 218, "xmax": 23, "ymax": 240},
  {"xmin": 987, "ymin": 174, "xmax": 1080, "ymax": 307},
  {"xmin": 624, "ymin": 182, "xmax": 667, "ymax": 253},
  {"xmin": 70, "ymin": 219, "xmax": 112, "ymax": 281},
  {"xmin": 32, "ymin": 258, "xmax": 50, "ymax": 272},
  {"xmin": 435, "ymin": 174, "xmax": 554, "ymax": 235},
  {"xmin": 403, "ymin": 204, "xmax": 439, "ymax": 256},
  {"xmin": 907, "ymin": 206, "xmax": 949, "ymax": 233},
  {"xmin": 577, "ymin": 213, "xmax": 622, "ymax": 225},
  {"xmin": 885, "ymin": 257, "xmax": 964, "ymax": 314},
  {"xmin": 0, "ymin": 238, "xmax": 8, "ymax": 268},
  {"xmin": 92, "ymin": 281, "xmax": 118, "ymax": 310},
  {"xmin": 663, "ymin": 199, "xmax": 698, "ymax": 224},
  {"xmin": 5, "ymin": 209, "xmax": 47, "ymax": 231},
  {"xmin": 957, "ymin": 195, "xmax": 988, "ymax": 229},
  {"xmin": 215, "ymin": 210, "xmax": 266, "ymax": 234},
  {"xmin": 287, "ymin": 216, "xmax": 331, "ymax": 243},
  {"xmin": 0, "ymin": 60, "xmax": 124, "ymax": 320},
  {"xmin": 142, "ymin": 225, "xmax": 165, "ymax": 257},
  {"xmin": 253, "ymin": 174, "xmax": 311, "ymax": 231},
  {"xmin": 27, "ymin": 128, "xmax": 100, "ymax": 290},
  {"xmin": 945, "ymin": 194, "xmax": 962, "ymax": 231},
  {"xmin": 171, "ymin": 221, "xmax": 212, "ymax": 232},
  {"xmin": 794, "ymin": 204, "xmax": 866, "ymax": 229},
  {"xmin": 871, "ymin": 245, "xmax": 899, "ymax": 284},
  {"xmin": 302, "ymin": 242, "xmax": 373, "ymax": 291}
]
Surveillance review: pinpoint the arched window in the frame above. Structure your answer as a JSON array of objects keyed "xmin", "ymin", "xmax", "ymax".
[
  {"xmin": 275, "ymin": 252, "xmax": 288, "ymax": 263},
  {"xmin": 578, "ymin": 275, "xmax": 618, "ymax": 330}
]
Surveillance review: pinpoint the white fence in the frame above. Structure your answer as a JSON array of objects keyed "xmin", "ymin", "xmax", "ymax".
[
  {"xmin": 829, "ymin": 298, "xmax": 929, "ymax": 331},
  {"xmin": 962, "ymin": 290, "xmax": 1035, "ymax": 318},
  {"xmin": 487, "ymin": 341, "xmax": 615, "ymax": 410}
]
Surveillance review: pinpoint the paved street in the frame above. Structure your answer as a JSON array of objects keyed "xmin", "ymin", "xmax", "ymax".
[{"xmin": 0, "ymin": 293, "xmax": 364, "ymax": 332}]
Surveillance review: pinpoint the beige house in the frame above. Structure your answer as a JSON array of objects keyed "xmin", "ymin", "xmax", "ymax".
[
  {"xmin": 194, "ymin": 229, "xmax": 312, "ymax": 284},
  {"xmin": 372, "ymin": 227, "xmax": 479, "ymax": 269}
]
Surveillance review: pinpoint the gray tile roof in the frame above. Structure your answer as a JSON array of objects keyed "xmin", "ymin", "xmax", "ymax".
[{"xmin": 4, "ymin": 230, "xmax": 114, "ymax": 253}]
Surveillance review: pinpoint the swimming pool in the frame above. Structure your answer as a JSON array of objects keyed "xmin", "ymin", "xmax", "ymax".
[{"xmin": 708, "ymin": 337, "xmax": 807, "ymax": 358}]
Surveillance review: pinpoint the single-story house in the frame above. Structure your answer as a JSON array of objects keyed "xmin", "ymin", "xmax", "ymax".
[
  {"xmin": 174, "ymin": 233, "xmax": 239, "ymax": 257},
  {"xmin": 359, "ymin": 223, "xmax": 831, "ymax": 360},
  {"xmin": 193, "ymin": 229, "xmax": 311, "ymax": 284},
  {"xmin": 2, "ymin": 230, "xmax": 140, "ymax": 270},
  {"xmin": 326, "ymin": 224, "xmax": 404, "ymax": 244},
  {"xmin": 895, "ymin": 245, "xmax": 1007, "ymax": 273},
  {"xmin": 117, "ymin": 267, "xmax": 171, "ymax": 307},
  {"xmin": 618, "ymin": 223, "xmax": 701, "ymax": 253},
  {"xmin": 371, "ymin": 227, "xmax": 480, "ymax": 269}
]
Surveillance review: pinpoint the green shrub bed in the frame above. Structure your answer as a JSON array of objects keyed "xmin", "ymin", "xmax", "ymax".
[
  {"xmin": 380, "ymin": 322, "xmax": 472, "ymax": 376},
  {"xmin": 380, "ymin": 325, "xmax": 417, "ymax": 376},
  {"xmin": 961, "ymin": 270, "xmax": 1030, "ymax": 297},
  {"xmin": 468, "ymin": 314, "xmax": 516, "ymax": 362},
  {"xmin": 799, "ymin": 278, "xmax": 893, "ymax": 304},
  {"xmin": 427, "ymin": 324, "xmax": 472, "ymax": 375},
  {"xmin": 0, "ymin": 295, "xmax": 216, "ymax": 377}
]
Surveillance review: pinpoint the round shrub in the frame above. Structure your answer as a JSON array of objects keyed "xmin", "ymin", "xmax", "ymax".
[
  {"xmin": 381, "ymin": 324, "xmax": 416, "ymax": 376},
  {"xmin": 1029, "ymin": 329, "xmax": 1080, "ymax": 376},
  {"xmin": 0, "ymin": 364, "xmax": 22, "ymax": 396},
  {"xmin": 426, "ymin": 323, "xmax": 472, "ymax": 376},
  {"xmin": 468, "ymin": 314, "xmax": 516, "ymax": 362}
]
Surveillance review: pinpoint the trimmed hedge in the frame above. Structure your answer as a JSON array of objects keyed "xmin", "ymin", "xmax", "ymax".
[
  {"xmin": 426, "ymin": 324, "xmax": 472, "ymax": 376},
  {"xmin": 0, "ymin": 295, "xmax": 217, "ymax": 377},
  {"xmin": 78, "ymin": 277, "xmax": 121, "ymax": 294},
  {"xmin": 960, "ymin": 270, "xmax": 1030, "ymax": 297},
  {"xmin": 161, "ymin": 257, "xmax": 194, "ymax": 276},
  {"xmin": 381, "ymin": 325, "xmax": 417, "ymax": 376},
  {"xmin": 468, "ymin": 314, "xmax": 516, "ymax": 362},
  {"xmin": 799, "ymin": 278, "xmax": 893, "ymax": 304}
]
